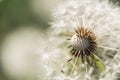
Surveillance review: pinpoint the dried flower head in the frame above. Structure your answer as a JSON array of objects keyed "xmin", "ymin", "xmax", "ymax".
[{"xmin": 68, "ymin": 27, "xmax": 97, "ymax": 63}]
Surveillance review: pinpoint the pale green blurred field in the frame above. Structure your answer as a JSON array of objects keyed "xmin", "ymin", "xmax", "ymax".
[{"xmin": 0, "ymin": 0, "xmax": 49, "ymax": 80}]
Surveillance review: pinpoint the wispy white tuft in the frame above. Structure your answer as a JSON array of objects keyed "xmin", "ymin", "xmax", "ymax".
[{"xmin": 48, "ymin": 0, "xmax": 120, "ymax": 80}]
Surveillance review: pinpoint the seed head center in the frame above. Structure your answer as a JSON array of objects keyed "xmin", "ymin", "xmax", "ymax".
[
  {"xmin": 71, "ymin": 34, "xmax": 89, "ymax": 51},
  {"xmin": 68, "ymin": 27, "xmax": 97, "ymax": 61}
]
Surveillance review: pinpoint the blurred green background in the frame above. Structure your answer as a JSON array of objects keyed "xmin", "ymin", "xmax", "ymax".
[
  {"xmin": 0, "ymin": 0, "xmax": 120, "ymax": 80},
  {"xmin": 0, "ymin": 0, "xmax": 50, "ymax": 80}
]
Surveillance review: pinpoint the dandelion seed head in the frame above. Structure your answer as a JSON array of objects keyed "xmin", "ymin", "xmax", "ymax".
[
  {"xmin": 69, "ymin": 27, "xmax": 97, "ymax": 62},
  {"xmin": 45, "ymin": 0, "xmax": 120, "ymax": 79},
  {"xmin": 71, "ymin": 34, "xmax": 90, "ymax": 51}
]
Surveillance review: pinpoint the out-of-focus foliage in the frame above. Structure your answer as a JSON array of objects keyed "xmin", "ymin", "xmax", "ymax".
[
  {"xmin": 0, "ymin": 0, "xmax": 49, "ymax": 38},
  {"xmin": 0, "ymin": 0, "xmax": 49, "ymax": 80}
]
